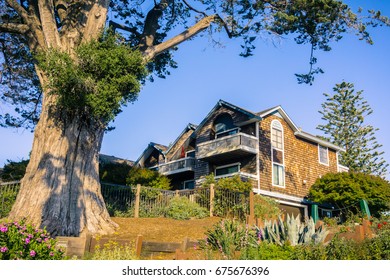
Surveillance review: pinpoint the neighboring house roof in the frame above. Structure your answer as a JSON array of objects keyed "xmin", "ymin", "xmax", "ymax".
[
  {"xmin": 134, "ymin": 142, "xmax": 168, "ymax": 167},
  {"xmin": 99, "ymin": 154, "xmax": 134, "ymax": 166},
  {"xmin": 193, "ymin": 99, "xmax": 262, "ymax": 135},
  {"xmin": 258, "ymin": 105, "xmax": 345, "ymax": 152}
]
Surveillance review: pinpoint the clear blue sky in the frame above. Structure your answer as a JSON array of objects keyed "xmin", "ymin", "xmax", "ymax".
[{"xmin": 1, "ymin": 0, "xmax": 389, "ymax": 179}]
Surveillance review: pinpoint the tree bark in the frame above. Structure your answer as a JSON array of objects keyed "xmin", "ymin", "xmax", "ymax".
[{"xmin": 9, "ymin": 87, "xmax": 117, "ymax": 237}]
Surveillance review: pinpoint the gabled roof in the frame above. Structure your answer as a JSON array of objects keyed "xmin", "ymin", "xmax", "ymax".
[
  {"xmin": 134, "ymin": 142, "xmax": 168, "ymax": 167},
  {"xmin": 164, "ymin": 123, "xmax": 197, "ymax": 156},
  {"xmin": 258, "ymin": 105, "xmax": 345, "ymax": 152},
  {"xmin": 99, "ymin": 154, "xmax": 134, "ymax": 166},
  {"xmin": 194, "ymin": 99, "xmax": 262, "ymax": 135}
]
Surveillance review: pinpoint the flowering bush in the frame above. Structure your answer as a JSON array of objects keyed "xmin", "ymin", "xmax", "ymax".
[{"xmin": 0, "ymin": 219, "xmax": 65, "ymax": 260}]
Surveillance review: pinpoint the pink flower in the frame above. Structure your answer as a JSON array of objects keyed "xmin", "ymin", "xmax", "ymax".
[
  {"xmin": 0, "ymin": 226, "xmax": 7, "ymax": 233},
  {"xmin": 25, "ymin": 238, "xmax": 31, "ymax": 244},
  {"xmin": 30, "ymin": 250, "xmax": 36, "ymax": 257},
  {"xmin": 49, "ymin": 252, "xmax": 54, "ymax": 257},
  {"xmin": 0, "ymin": 247, "xmax": 8, "ymax": 253}
]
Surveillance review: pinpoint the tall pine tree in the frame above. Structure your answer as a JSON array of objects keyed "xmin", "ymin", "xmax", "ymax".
[{"xmin": 317, "ymin": 82, "xmax": 388, "ymax": 177}]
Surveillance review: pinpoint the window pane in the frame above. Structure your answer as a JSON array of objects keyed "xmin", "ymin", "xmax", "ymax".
[
  {"xmin": 319, "ymin": 145, "xmax": 328, "ymax": 164},
  {"xmin": 273, "ymin": 164, "xmax": 285, "ymax": 186},
  {"xmin": 216, "ymin": 164, "xmax": 239, "ymax": 176},
  {"xmin": 184, "ymin": 181, "xmax": 195, "ymax": 189}
]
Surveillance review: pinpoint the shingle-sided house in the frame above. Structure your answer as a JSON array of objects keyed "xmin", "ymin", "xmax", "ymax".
[{"xmin": 135, "ymin": 100, "xmax": 348, "ymax": 217}]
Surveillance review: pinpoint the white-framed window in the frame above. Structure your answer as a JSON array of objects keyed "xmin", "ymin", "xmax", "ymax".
[
  {"xmin": 215, "ymin": 127, "xmax": 239, "ymax": 139},
  {"xmin": 271, "ymin": 120, "xmax": 283, "ymax": 150},
  {"xmin": 272, "ymin": 163, "xmax": 285, "ymax": 187},
  {"xmin": 271, "ymin": 120, "xmax": 285, "ymax": 187},
  {"xmin": 186, "ymin": 150, "xmax": 195, "ymax": 158},
  {"xmin": 215, "ymin": 163, "xmax": 240, "ymax": 177},
  {"xmin": 183, "ymin": 180, "xmax": 195, "ymax": 189},
  {"xmin": 318, "ymin": 145, "xmax": 329, "ymax": 165}
]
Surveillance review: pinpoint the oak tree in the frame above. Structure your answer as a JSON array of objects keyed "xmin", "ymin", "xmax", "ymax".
[{"xmin": 0, "ymin": 0, "xmax": 388, "ymax": 236}]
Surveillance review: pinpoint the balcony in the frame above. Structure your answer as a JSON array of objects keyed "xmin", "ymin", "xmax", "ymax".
[
  {"xmin": 159, "ymin": 157, "xmax": 195, "ymax": 176},
  {"xmin": 197, "ymin": 133, "xmax": 257, "ymax": 162}
]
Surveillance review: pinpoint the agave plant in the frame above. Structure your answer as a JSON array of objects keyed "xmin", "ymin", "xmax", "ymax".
[{"xmin": 256, "ymin": 214, "xmax": 329, "ymax": 246}]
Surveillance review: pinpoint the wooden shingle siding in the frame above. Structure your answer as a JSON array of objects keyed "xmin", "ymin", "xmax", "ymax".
[{"xmin": 258, "ymin": 114, "xmax": 338, "ymax": 198}]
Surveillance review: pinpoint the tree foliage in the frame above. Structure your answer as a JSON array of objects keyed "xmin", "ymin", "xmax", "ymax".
[
  {"xmin": 317, "ymin": 81, "xmax": 389, "ymax": 177},
  {"xmin": 126, "ymin": 166, "xmax": 171, "ymax": 190},
  {"xmin": 35, "ymin": 31, "xmax": 147, "ymax": 128},
  {"xmin": 308, "ymin": 172, "xmax": 390, "ymax": 217},
  {"xmin": 1, "ymin": 159, "xmax": 29, "ymax": 182}
]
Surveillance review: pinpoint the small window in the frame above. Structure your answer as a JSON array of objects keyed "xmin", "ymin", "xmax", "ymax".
[
  {"xmin": 183, "ymin": 180, "xmax": 195, "ymax": 189},
  {"xmin": 318, "ymin": 145, "xmax": 329, "ymax": 165},
  {"xmin": 215, "ymin": 163, "xmax": 240, "ymax": 177},
  {"xmin": 272, "ymin": 164, "xmax": 285, "ymax": 187},
  {"xmin": 186, "ymin": 150, "xmax": 195, "ymax": 158}
]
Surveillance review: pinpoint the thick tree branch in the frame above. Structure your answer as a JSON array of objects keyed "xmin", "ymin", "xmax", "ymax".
[
  {"xmin": 143, "ymin": 14, "xmax": 221, "ymax": 60},
  {"xmin": 37, "ymin": 0, "xmax": 62, "ymax": 48},
  {"xmin": 5, "ymin": 0, "xmax": 30, "ymax": 23},
  {"xmin": 139, "ymin": 0, "xmax": 170, "ymax": 51},
  {"xmin": 0, "ymin": 23, "xmax": 30, "ymax": 34},
  {"xmin": 54, "ymin": 0, "xmax": 68, "ymax": 23}
]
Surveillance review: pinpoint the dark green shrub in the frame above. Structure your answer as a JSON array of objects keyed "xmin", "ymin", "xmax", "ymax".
[
  {"xmin": 0, "ymin": 220, "xmax": 65, "ymax": 260},
  {"xmin": 309, "ymin": 172, "xmax": 390, "ymax": 217},
  {"xmin": 126, "ymin": 167, "xmax": 171, "ymax": 190},
  {"xmin": 1, "ymin": 159, "xmax": 29, "ymax": 182},
  {"xmin": 165, "ymin": 196, "xmax": 208, "ymax": 220},
  {"xmin": 99, "ymin": 162, "xmax": 132, "ymax": 185}
]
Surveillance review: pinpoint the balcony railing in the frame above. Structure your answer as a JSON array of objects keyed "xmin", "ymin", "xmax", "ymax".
[
  {"xmin": 159, "ymin": 157, "xmax": 195, "ymax": 176},
  {"xmin": 197, "ymin": 133, "xmax": 257, "ymax": 161}
]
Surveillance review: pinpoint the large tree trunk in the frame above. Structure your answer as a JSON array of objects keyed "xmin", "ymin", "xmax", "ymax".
[{"xmin": 9, "ymin": 91, "xmax": 117, "ymax": 237}]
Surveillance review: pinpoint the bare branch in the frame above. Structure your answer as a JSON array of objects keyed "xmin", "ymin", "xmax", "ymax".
[
  {"xmin": 182, "ymin": 0, "xmax": 207, "ymax": 17},
  {"xmin": 144, "ymin": 14, "xmax": 220, "ymax": 60},
  {"xmin": 109, "ymin": 20, "xmax": 141, "ymax": 38},
  {"xmin": 0, "ymin": 23, "xmax": 30, "ymax": 34}
]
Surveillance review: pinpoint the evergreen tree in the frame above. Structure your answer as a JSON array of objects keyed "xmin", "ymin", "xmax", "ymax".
[{"xmin": 317, "ymin": 82, "xmax": 388, "ymax": 177}]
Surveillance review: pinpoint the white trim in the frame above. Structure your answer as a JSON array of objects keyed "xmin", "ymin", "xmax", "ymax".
[
  {"xmin": 215, "ymin": 162, "xmax": 241, "ymax": 177},
  {"xmin": 159, "ymin": 156, "xmax": 193, "ymax": 166},
  {"xmin": 318, "ymin": 144, "xmax": 329, "ymax": 166},
  {"xmin": 271, "ymin": 120, "xmax": 285, "ymax": 188},
  {"xmin": 185, "ymin": 150, "xmax": 195, "ymax": 157},
  {"xmin": 254, "ymin": 189, "xmax": 304, "ymax": 203},
  {"xmin": 215, "ymin": 127, "xmax": 240, "ymax": 138},
  {"xmin": 275, "ymin": 200, "xmax": 309, "ymax": 219}
]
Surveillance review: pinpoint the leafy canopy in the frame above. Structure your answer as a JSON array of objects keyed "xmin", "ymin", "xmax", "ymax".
[
  {"xmin": 308, "ymin": 172, "xmax": 390, "ymax": 217},
  {"xmin": 36, "ymin": 31, "xmax": 147, "ymax": 128}
]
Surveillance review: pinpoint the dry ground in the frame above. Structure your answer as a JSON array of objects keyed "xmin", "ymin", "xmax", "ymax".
[{"xmin": 109, "ymin": 217, "xmax": 222, "ymax": 242}]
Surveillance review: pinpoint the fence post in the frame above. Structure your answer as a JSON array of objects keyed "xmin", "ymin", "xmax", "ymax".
[
  {"xmin": 134, "ymin": 184, "xmax": 141, "ymax": 218},
  {"xmin": 175, "ymin": 190, "xmax": 179, "ymax": 197},
  {"xmin": 209, "ymin": 184, "xmax": 214, "ymax": 217}
]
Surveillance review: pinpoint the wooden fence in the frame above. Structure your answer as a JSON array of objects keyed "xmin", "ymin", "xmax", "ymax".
[{"xmin": 1, "ymin": 181, "xmax": 252, "ymax": 220}]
